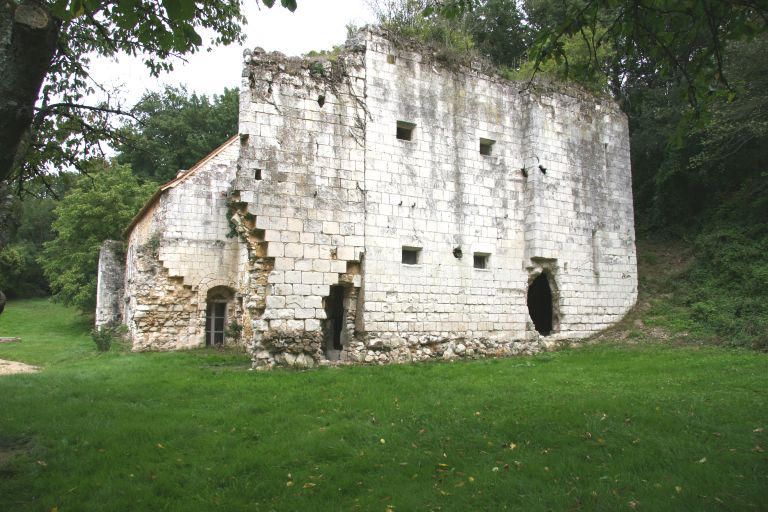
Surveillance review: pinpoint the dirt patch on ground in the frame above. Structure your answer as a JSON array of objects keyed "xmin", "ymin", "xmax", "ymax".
[
  {"xmin": 0, "ymin": 437, "xmax": 32, "ymax": 467},
  {"xmin": 0, "ymin": 359, "xmax": 39, "ymax": 376}
]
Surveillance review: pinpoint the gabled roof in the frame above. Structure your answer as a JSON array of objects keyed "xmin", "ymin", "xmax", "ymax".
[{"xmin": 123, "ymin": 135, "xmax": 239, "ymax": 238}]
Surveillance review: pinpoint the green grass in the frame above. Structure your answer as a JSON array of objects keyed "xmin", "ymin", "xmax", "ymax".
[{"xmin": 1, "ymin": 299, "xmax": 767, "ymax": 511}]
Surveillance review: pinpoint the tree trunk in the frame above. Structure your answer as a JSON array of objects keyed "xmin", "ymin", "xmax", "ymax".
[{"xmin": 0, "ymin": 1, "xmax": 60, "ymax": 183}]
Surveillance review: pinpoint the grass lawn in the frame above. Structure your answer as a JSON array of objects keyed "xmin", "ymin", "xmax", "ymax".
[{"xmin": 0, "ymin": 299, "xmax": 766, "ymax": 511}]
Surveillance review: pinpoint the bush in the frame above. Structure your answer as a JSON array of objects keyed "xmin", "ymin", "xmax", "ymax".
[
  {"xmin": 225, "ymin": 320, "xmax": 243, "ymax": 341},
  {"xmin": 91, "ymin": 324, "xmax": 127, "ymax": 352}
]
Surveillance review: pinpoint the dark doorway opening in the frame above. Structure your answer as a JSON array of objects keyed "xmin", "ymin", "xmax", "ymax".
[
  {"xmin": 205, "ymin": 302, "xmax": 226, "ymax": 346},
  {"xmin": 323, "ymin": 285, "xmax": 345, "ymax": 358},
  {"xmin": 527, "ymin": 273, "xmax": 553, "ymax": 335}
]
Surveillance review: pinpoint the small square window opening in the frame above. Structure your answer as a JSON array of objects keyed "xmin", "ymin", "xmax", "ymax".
[
  {"xmin": 396, "ymin": 121, "xmax": 416, "ymax": 141},
  {"xmin": 402, "ymin": 247, "xmax": 421, "ymax": 265},
  {"xmin": 479, "ymin": 138, "xmax": 495, "ymax": 156},
  {"xmin": 254, "ymin": 168, "xmax": 262, "ymax": 180},
  {"xmin": 474, "ymin": 253, "xmax": 490, "ymax": 269}
]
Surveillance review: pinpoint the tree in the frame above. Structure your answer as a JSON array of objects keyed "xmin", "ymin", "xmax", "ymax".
[
  {"xmin": 465, "ymin": 0, "xmax": 530, "ymax": 70},
  {"xmin": 40, "ymin": 162, "xmax": 156, "ymax": 313},
  {"xmin": 114, "ymin": 86, "xmax": 239, "ymax": 182},
  {"xmin": 427, "ymin": 0, "xmax": 767, "ymax": 112},
  {"xmin": 0, "ymin": 0, "xmax": 297, "ymax": 187},
  {"xmin": 0, "ymin": 187, "xmax": 59, "ymax": 298}
]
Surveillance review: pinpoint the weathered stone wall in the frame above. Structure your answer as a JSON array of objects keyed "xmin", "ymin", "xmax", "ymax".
[
  {"xmin": 123, "ymin": 138, "xmax": 245, "ymax": 350},
  {"xmin": 95, "ymin": 239, "xmax": 125, "ymax": 327},
  {"xmin": 235, "ymin": 28, "xmax": 636, "ymax": 368},
  {"xmin": 235, "ymin": 37, "xmax": 368, "ymax": 368},
  {"xmin": 119, "ymin": 27, "xmax": 636, "ymax": 366},
  {"xmin": 359, "ymin": 30, "xmax": 636, "ymax": 351}
]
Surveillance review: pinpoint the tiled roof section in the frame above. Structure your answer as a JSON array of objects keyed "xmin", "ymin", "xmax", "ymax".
[{"xmin": 123, "ymin": 135, "xmax": 239, "ymax": 237}]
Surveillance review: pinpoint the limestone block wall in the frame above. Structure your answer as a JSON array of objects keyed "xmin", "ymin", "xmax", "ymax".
[
  {"xmin": 123, "ymin": 138, "xmax": 244, "ymax": 350},
  {"xmin": 361, "ymin": 35, "xmax": 529, "ymax": 350},
  {"xmin": 359, "ymin": 30, "xmax": 636, "ymax": 352},
  {"xmin": 234, "ymin": 40, "xmax": 368, "ymax": 366},
  {"xmin": 521, "ymin": 88, "xmax": 636, "ymax": 335},
  {"xmin": 95, "ymin": 239, "xmax": 125, "ymax": 327},
  {"xmin": 232, "ymin": 28, "xmax": 636, "ymax": 369}
]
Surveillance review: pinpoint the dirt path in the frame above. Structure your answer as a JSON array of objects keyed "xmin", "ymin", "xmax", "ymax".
[{"xmin": 0, "ymin": 359, "xmax": 39, "ymax": 376}]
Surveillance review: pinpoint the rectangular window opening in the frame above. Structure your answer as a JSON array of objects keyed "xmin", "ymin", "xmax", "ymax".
[
  {"xmin": 473, "ymin": 253, "xmax": 490, "ymax": 269},
  {"xmin": 401, "ymin": 246, "xmax": 421, "ymax": 265},
  {"xmin": 254, "ymin": 168, "xmax": 262, "ymax": 180},
  {"xmin": 396, "ymin": 121, "xmax": 416, "ymax": 141},
  {"xmin": 479, "ymin": 138, "xmax": 495, "ymax": 156}
]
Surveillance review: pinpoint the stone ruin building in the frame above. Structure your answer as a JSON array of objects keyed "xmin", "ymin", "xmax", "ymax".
[{"xmin": 96, "ymin": 27, "xmax": 638, "ymax": 369}]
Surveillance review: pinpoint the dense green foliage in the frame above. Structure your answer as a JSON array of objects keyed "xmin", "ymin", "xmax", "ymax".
[
  {"xmin": 0, "ymin": 178, "xmax": 74, "ymax": 299},
  {"xmin": 40, "ymin": 163, "xmax": 156, "ymax": 313},
  {"xmin": 630, "ymin": 35, "xmax": 768, "ymax": 349},
  {"xmin": 0, "ymin": 199, "xmax": 54, "ymax": 298},
  {"xmin": 114, "ymin": 86, "xmax": 239, "ymax": 182},
  {"xmin": 0, "ymin": 299, "xmax": 766, "ymax": 511}
]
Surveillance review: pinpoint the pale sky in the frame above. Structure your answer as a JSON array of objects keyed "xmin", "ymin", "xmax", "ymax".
[{"xmin": 89, "ymin": 0, "xmax": 376, "ymax": 106}]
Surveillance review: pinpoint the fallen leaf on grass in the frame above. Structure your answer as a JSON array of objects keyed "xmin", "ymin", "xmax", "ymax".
[
  {"xmin": 286, "ymin": 481, "xmax": 294, "ymax": 487},
  {"xmin": 753, "ymin": 427, "xmax": 764, "ymax": 433},
  {"xmin": 628, "ymin": 499, "xmax": 639, "ymax": 509},
  {"xmin": 751, "ymin": 445, "xmax": 764, "ymax": 453},
  {"xmin": 696, "ymin": 457, "xmax": 707, "ymax": 464},
  {"xmin": 156, "ymin": 443, "xmax": 165, "ymax": 449},
  {"xmin": 303, "ymin": 482, "xmax": 316, "ymax": 489},
  {"xmin": 675, "ymin": 486, "xmax": 682, "ymax": 494}
]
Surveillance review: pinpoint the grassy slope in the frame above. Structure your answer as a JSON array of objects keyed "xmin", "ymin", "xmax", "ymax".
[{"xmin": 1, "ymin": 299, "xmax": 766, "ymax": 511}]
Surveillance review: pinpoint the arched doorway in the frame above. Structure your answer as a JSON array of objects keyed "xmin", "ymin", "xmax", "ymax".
[
  {"xmin": 527, "ymin": 273, "xmax": 553, "ymax": 335},
  {"xmin": 205, "ymin": 286, "xmax": 234, "ymax": 346}
]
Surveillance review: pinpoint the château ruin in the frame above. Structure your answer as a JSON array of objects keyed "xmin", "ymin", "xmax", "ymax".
[{"xmin": 96, "ymin": 27, "xmax": 638, "ymax": 369}]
